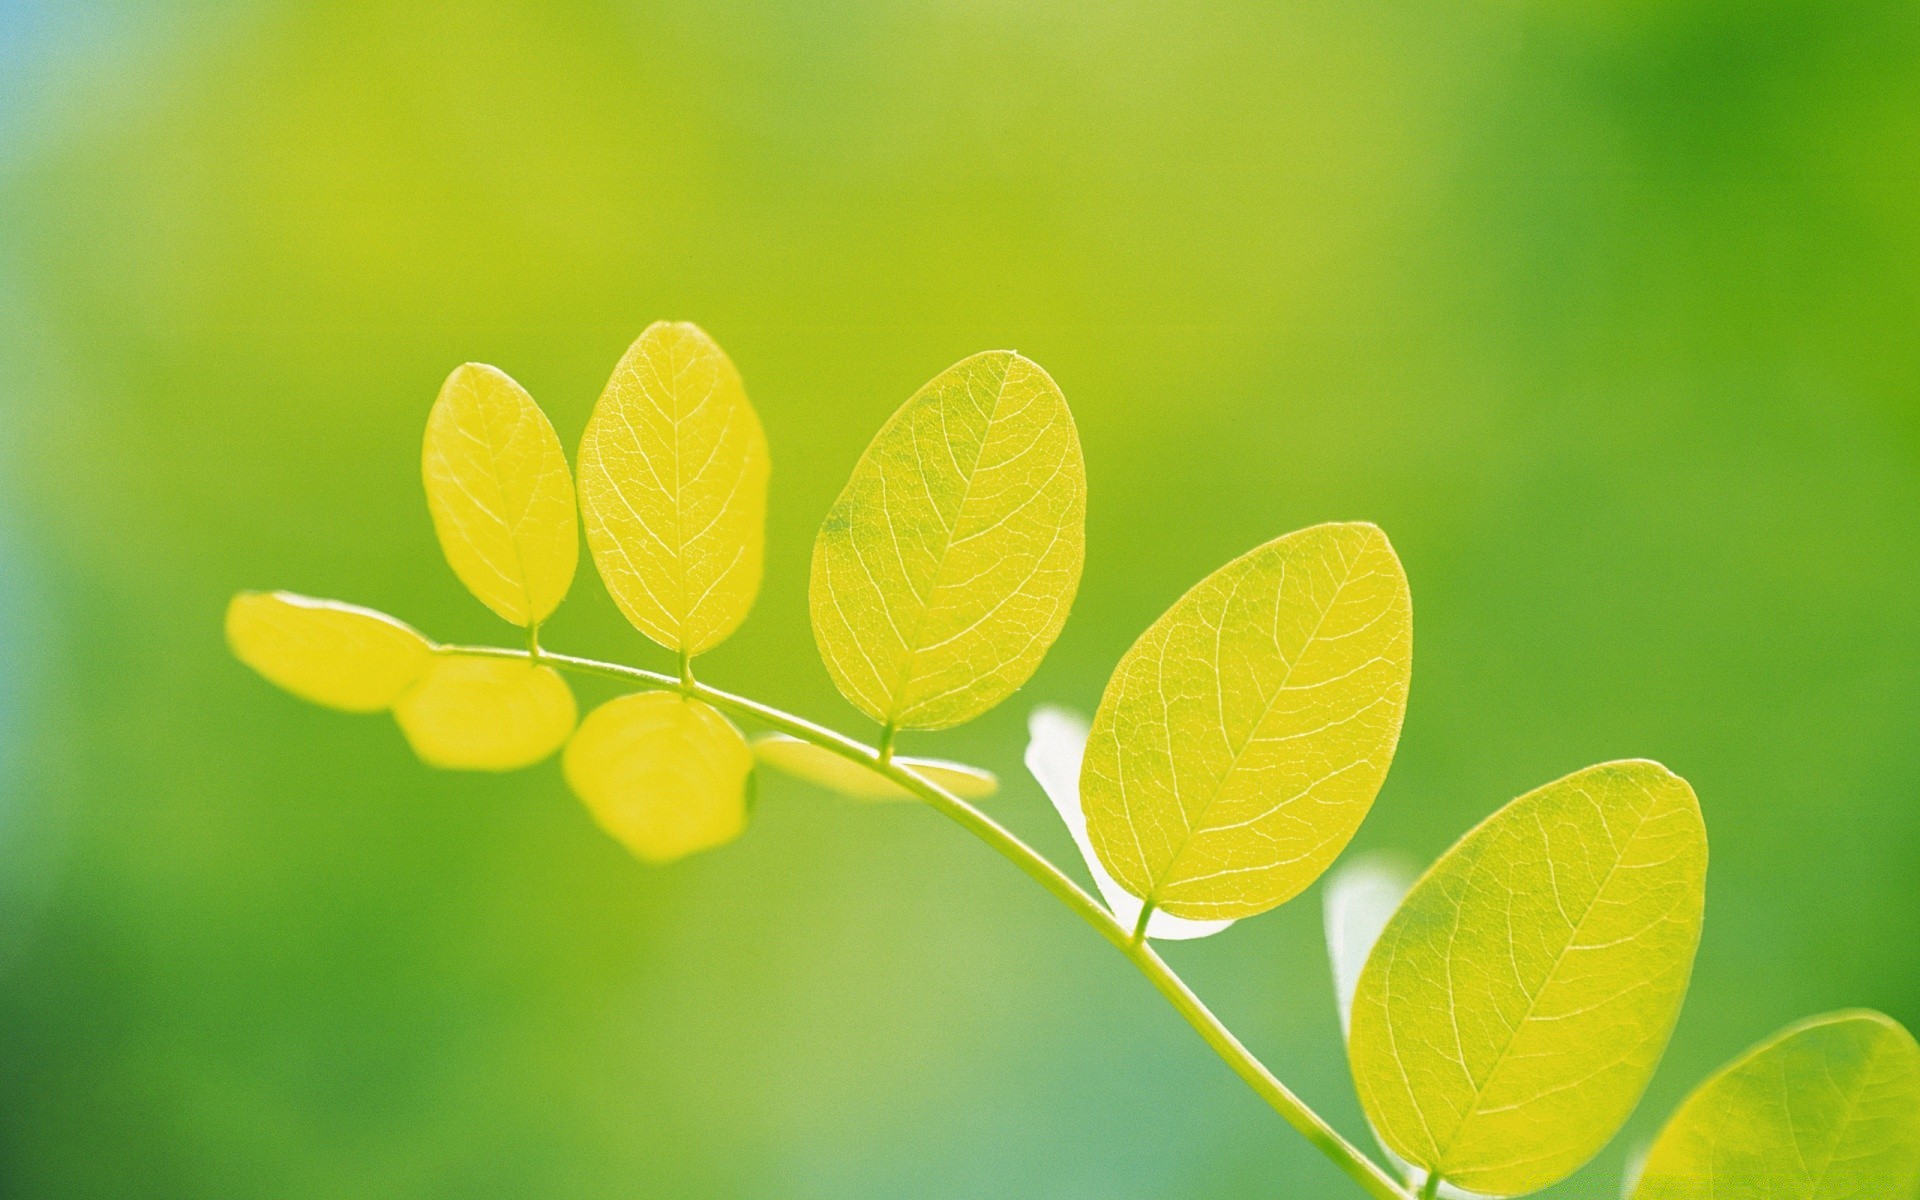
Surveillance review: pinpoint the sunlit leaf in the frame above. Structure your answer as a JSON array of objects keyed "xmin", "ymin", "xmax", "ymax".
[
  {"xmin": 752, "ymin": 733, "xmax": 996, "ymax": 802},
  {"xmin": 1349, "ymin": 760, "xmax": 1708, "ymax": 1198},
  {"xmin": 1632, "ymin": 1010, "xmax": 1920, "ymax": 1200},
  {"xmin": 810, "ymin": 350, "xmax": 1085, "ymax": 731},
  {"xmin": 422, "ymin": 363, "xmax": 578, "ymax": 627},
  {"xmin": 1025, "ymin": 707, "xmax": 1233, "ymax": 941},
  {"xmin": 577, "ymin": 322, "xmax": 770, "ymax": 657},
  {"xmin": 564, "ymin": 691, "xmax": 753, "ymax": 863},
  {"xmin": 393, "ymin": 655, "xmax": 576, "ymax": 771},
  {"xmin": 226, "ymin": 591, "xmax": 433, "ymax": 712},
  {"xmin": 1079, "ymin": 522, "xmax": 1411, "ymax": 921}
]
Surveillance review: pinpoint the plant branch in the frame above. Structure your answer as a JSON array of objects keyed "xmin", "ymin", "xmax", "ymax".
[{"xmin": 438, "ymin": 642, "xmax": 1413, "ymax": 1200}]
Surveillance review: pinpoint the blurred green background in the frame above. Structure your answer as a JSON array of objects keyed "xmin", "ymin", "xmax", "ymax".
[{"xmin": 2, "ymin": 1, "xmax": 1916, "ymax": 1196}]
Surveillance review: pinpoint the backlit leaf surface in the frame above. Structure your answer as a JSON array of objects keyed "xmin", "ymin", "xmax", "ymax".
[
  {"xmin": 1350, "ymin": 760, "xmax": 1708, "ymax": 1198},
  {"xmin": 423, "ymin": 363, "xmax": 578, "ymax": 627},
  {"xmin": 752, "ymin": 733, "xmax": 996, "ymax": 801},
  {"xmin": 577, "ymin": 322, "xmax": 769, "ymax": 657},
  {"xmin": 226, "ymin": 591, "xmax": 433, "ymax": 712},
  {"xmin": 810, "ymin": 350, "xmax": 1085, "ymax": 731},
  {"xmin": 565, "ymin": 691, "xmax": 752, "ymax": 863},
  {"xmin": 393, "ymin": 656, "xmax": 576, "ymax": 770},
  {"xmin": 1080, "ymin": 522, "xmax": 1411, "ymax": 920},
  {"xmin": 1025, "ymin": 707, "xmax": 1234, "ymax": 941},
  {"xmin": 1633, "ymin": 1010, "xmax": 1920, "ymax": 1200}
]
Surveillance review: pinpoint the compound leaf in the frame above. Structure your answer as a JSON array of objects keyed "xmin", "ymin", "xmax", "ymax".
[
  {"xmin": 1079, "ymin": 522, "xmax": 1411, "ymax": 921},
  {"xmin": 752, "ymin": 733, "xmax": 996, "ymax": 801},
  {"xmin": 809, "ymin": 350, "xmax": 1085, "ymax": 731},
  {"xmin": 393, "ymin": 656, "xmax": 576, "ymax": 771},
  {"xmin": 1026, "ymin": 706, "xmax": 1235, "ymax": 941},
  {"xmin": 423, "ymin": 363, "xmax": 578, "ymax": 627},
  {"xmin": 564, "ymin": 691, "xmax": 753, "ymax": 863},
  {"xmin": 226, "ymin": 591, "xmax": 433, "ymax": 712},
  {"xmin": 577, "ymin": 322, "xmax": 769, "ymax": 657},
  {"xmin": 1632, "ymin": 1010, "xmax": 1920, "ymax": 1200},
  {"xmin": 1349, "ymin": 760, "xmax": 1708, "ymax": 1198}
]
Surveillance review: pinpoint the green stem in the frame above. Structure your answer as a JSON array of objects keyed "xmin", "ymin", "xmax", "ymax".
[
  {"xmin": 1418, "ymin": 1172, "xmax": 1440, "ymax": 1200},
  {"xmin": 1131, "ymin": 899, "xmax": 1156, "ymax": 947},
  {"xmin": 437, "ymin": 642, "xmax": 1412, "ymax": 1200}
]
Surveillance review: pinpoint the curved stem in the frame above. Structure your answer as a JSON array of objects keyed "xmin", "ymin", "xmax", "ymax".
[{"xmin": 437, "ymin": 642, "xmax": 1412, "ymax": 1200}]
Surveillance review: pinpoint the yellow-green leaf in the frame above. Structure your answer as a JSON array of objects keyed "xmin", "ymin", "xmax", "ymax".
[
  {"xmin": 752, "ymin": 733, "xmax": 997, "ymax": 801},
  {"xmin": 226, "ymin": 591, "xmax": 433, "ymax": 712},
  {"xmin": 564, "ymin": 691, "xmax": 753, "ymax": 863},
  {"xmin": 422, "ymin": 363, "xmax": 578, "ymax": 627},
  {"xmin": 1349, "ymin": 760, "xmax": 1708, "ymax": 1198},
  {"xmin": 809, "ymin": 350, "xmax": 1085, "ymax": 732},
  {"xmin": 1633, "ymin": 1010, "xmax": 1920, "ymax": 1200},
  {"xmin": 577, "ymin": 322, "xmax": 770, "ymax": 657},
  {"xmin": 1079, "ymin": 522, "xmax": 1411, "ymax": 921},
  {"xmin": 393, "ymin": 656, "xmax": 576, "ymax": 770}
]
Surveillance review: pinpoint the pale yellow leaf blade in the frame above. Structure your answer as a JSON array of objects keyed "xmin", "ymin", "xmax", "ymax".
[
  {"xmin": 809, "ymin": 350, "xmax": 1085, "ymax": 731},
  {"xmin": 393, "ymin": 656, "xmax": 576, "ymax": 771},
  {"xmin": 577, "ymin": 322, "xmax": 770, "ymax": 657},
  {"xmin": 1349, "ymin": 760, "xmax": 1709, "ymax": 1198},
  {"xmin": 1633, "ymin": 1010, "xmax": 1920, "ymax": 1200},
  {"xmin": 226, "ymin": 591, "xmax": 433, "ymax": 712},
  {"xmin": 564, "ymin": 691, "xmax": 753, "ymax": 863},
  {"xmin": 751, "ymin": 733, "xmax": 997, "ymax": 802},
  {"xmin": 423, "ymin": 363, "xmax": 578, "ymax": 627},
  {"xmin": 1079, "ymin": 522, "xmax": 1411, "ymax": 920}
]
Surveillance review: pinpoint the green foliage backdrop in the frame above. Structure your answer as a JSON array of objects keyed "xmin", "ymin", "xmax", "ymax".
[{"xmin": 1, "ymin": 2, "xmax": 1917, "ymax": 1196}]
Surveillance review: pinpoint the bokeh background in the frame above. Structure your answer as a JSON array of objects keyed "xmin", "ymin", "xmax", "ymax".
[{"xmin": 2, "ymin": 2, "xmax": 1917, "ymax": 1196}]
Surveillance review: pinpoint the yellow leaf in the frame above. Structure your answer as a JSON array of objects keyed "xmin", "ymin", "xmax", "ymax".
[
  {"xmin": 752, "ymin": 733, "xmax": 997, "ymax": 801},
  {"xmin": 1633, "ymin": 1010, "xmax": 1920, "ymax": 1200},
  {"xmin": 577, "ymin": 322, "xmax": 770, "ymax": 657},
  {"xmin": 422, "ymin": 363, "xmax": 578, "ymax": 627},
  {"xmin": 1349, "ymin": 760, "xmax": 1708, "ymax": 1198},
  {"xmin": 810, "ymin": 350, "xmax": 1085, "ymax": 731},
  {"xmin": 564, "ymin": 691, "xmax": 753, "ymax": 863},
  {"xmin": 226, "ymin": 591, "xmax": 433, "ymax": 712},
  {"xmin": 393, "ymin": 656, "xmax": 576, "ymax": 771},
  {"xmin": 1079, "ymin": 523, "xmax": 1411, "ymax": 921}
]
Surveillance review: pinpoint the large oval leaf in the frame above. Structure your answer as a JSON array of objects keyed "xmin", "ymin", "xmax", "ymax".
[
  {"xmin": 577, "ymin": 322, "xmax": 770, "ymax": 657},
  {"xmin": 1633, "ymin": 1010, "xmax": 1920, "ymax": 1200},
  {"xmin": 751, "ymin": 733, "xmax": 996, "ymax": 802},
  {"xmin": 393, "ymin": 656, "xmax": 576, "ymax": 770},
  {"xmin": 1349, "ymin": 760, "xmax": 1708, "ymax": 1198},
  {"xmin": 226, "ymin": 591, "xmax": 433, "ymax": 712},
  {"xmin": 809, "ymin": 350, "xmax": 1085, "ymax": 731},
  {"xmin": 1079, "ymin": 522, "xmax": 1411, "ymax": 920},
  {"xmin": 564, "ymin": 691, "xmax": 753, "ymax": 863},
  {"xmin": 422, "ymin": 363, "xmax": 578, "ymax": 627}
]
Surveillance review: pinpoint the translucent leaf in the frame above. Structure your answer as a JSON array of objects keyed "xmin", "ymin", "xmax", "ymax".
[
  {"xmin": 1079, "ymin": 522, "xmax": 1411, "ymax": 921},
  {"xmin": 1632, "ymin": 1010, "xmax": 1920, "ymax": 1200},
  {"xmin": 1349, "ymin": 760, "xmax": 1708, "ymax": 1198},
  {"xmin": 752, "ymin": 733, "xmax": 996, "ymax": 802},
  {"xmin": 809, "ymin": 350, "xmax": 1085, "ymax": 731},
  {"xmin": 564, "ymin": 691, "xmax": 753, "ymax": 863},
  {"xmin": 422, "ymin": 363, "xmax": 579, "ymax": 627},
  {"xmin": 393, "ymin": 656, "xmax": 576, "ymax": 771},
  {"xmin": 226, "ymin": 591, "xmax": 433, "ymax": 712},
  {"xmin": 1024, "ymin": 707, "xmax": 1233, "ymax": 941},
  {"xmin": 577, "ymin": 322, "xmax": 770, "ymax": 657}
]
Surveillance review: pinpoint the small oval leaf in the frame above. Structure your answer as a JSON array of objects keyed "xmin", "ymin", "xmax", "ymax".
[
  {"xmin": 1025, "ymin": 707, "xmax": 1235, "ymax": 941},
  {"xmin": 752, "ymin": 733, "xmax": 997, "ymax": 802},
  {"xmin": 1349, "ymin": 760, "xmax": 1708, "ymax": 1198},
  {"xmin": 1633, "ymin": 1010, "xmax": 1920, "ymax": 1200},
  {"xmin": 1323, "ymin": 853, "xmax": 1417, "ymax": 1040},
  {"xmin": 564, "ymin": 691, "xmax": 753, "ymax": 863},
  {"xmin": 226, "ymin": 591, "xmax": 433, "ymax": 712},
  {"xmin": 393, "ymin": 656, "xmax": 576, "ymax": 770},
  {"xmin": 1080, "ymin": 522, "xmax": 1411, "ymax": 921},
  {"xmin": 577, "ymin": 322, "xmax": 770, "ymax": 657},
  {"xmin": 423, "ymin": 363, "xmax": 578, "ymax": 627},
  {"xmin": 809, "ymin": 350, "xmax": 1085, "ymax": 731}
]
